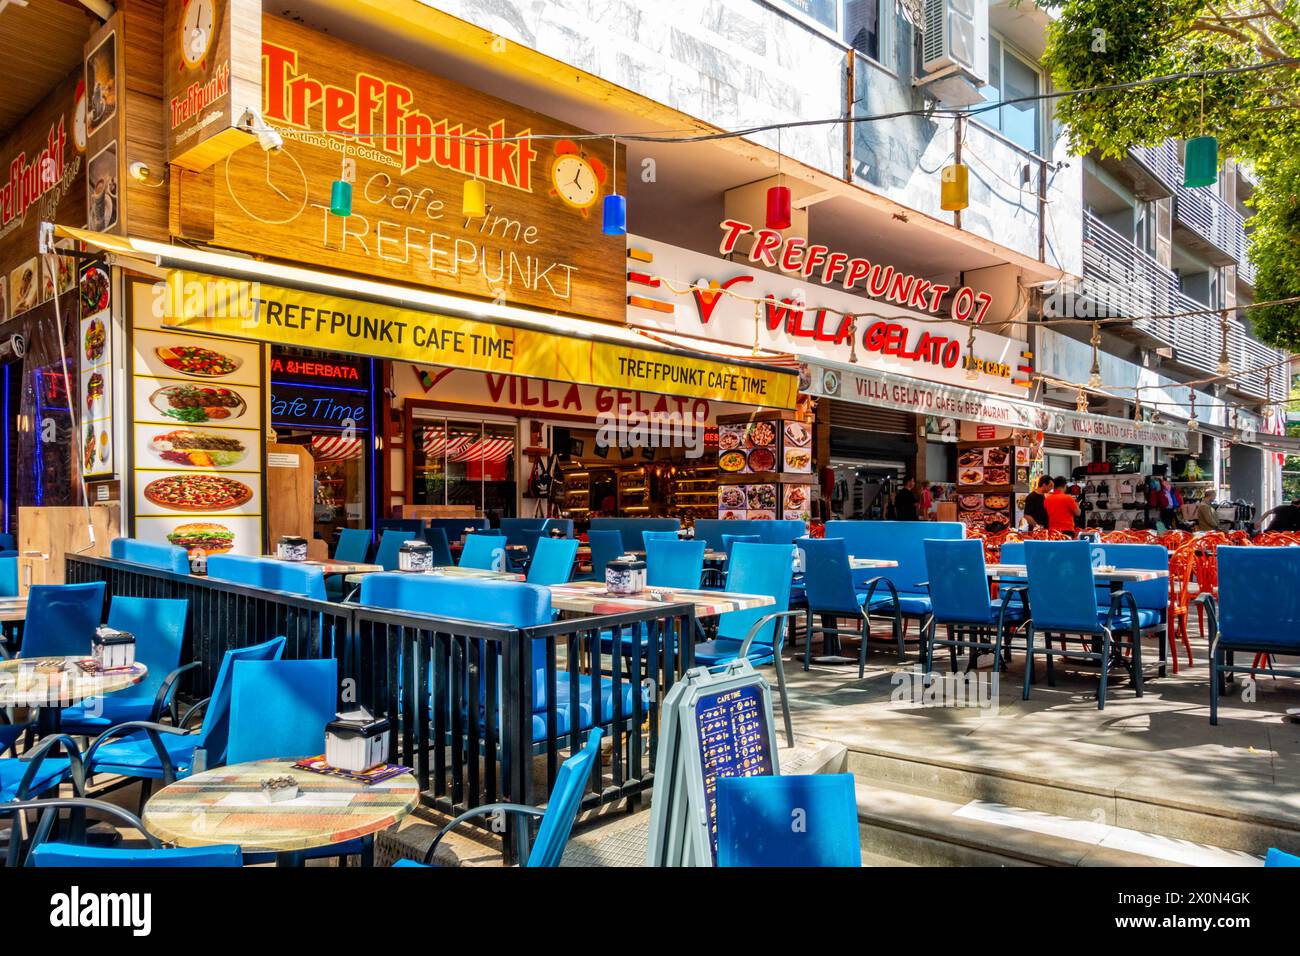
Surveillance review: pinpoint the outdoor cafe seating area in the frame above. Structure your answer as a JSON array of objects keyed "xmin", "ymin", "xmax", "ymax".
[{"xmin": 0, "ymin": 516, "xmax": 1297, "ymax": 868}]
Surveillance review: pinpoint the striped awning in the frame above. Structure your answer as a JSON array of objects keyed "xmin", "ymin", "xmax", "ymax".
[
  {"xmin": 453, "ymin": 436, "xmax": 515, "ymax": 464},
  {"xmin": 311, "ymin": 436, "xmax": 364, "ymax": 461},
  {"xmin": 422, "ymin": 429, "xmax": 474, "ymax": 459}
]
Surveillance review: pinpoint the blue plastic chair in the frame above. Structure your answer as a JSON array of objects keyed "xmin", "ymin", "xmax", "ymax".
[
  {"xmin": 110, "ymin": 537, "xmax": 190, "ymax": 574},
  {"xmin": 460, "ymin": 533, "xmax": 509, "ymax": 571},
  {"xmin": 0, "ymin": 556, "xmax": 15, "ymax": 597},
  {"xmin": 1022, "ymin": 541, "xmax": 1143, "ymax": 710},
  {"xmin": 646, "ymin": 539, "xmax": 705, "ymax": 590},
  {"xmin": 423, "ymin": 526, "xmax": 455, "ymax": 567},
  {"xmin": 207, "ymin": 554, "xmax": 326, "ymax": 601},
  {"xmin": 716, "ymin": 774, "xmax": 861, "ymax": 867},
  {"xmin": 0, "ymin": 533, "xmax": 15, "ymax": 551},
  {"xmin": 694, "ymin": 543, "xmax": 798, "ymax": 745},
  {"xmin": 1090, "ymin": 543, "xmax": 1169, "ymax": 677},
  {"xmin": 227, "ymin": 658, "xmax": 338, "ymax": 764},
  {"xmin": 17, "ymin": 797, "xmax": 242, "ymax": 867},
  {"xmin": 374, "ymin": 530, "xmax": 416, "ymax": 572},
  {"xmin": 15, "ymin": 582, "xmax": 105, "ymax": 658},
  {"xmin": 333, "ymin": 528, "xmax": 371, "ymax": 563},
  {"xmin": 1266, "ymin": 847, "xmax": 1300, "ymax": 866},
  {"xmin": 82, "ymin": 636, "xmax": 287, "ymax": 786},
  {"xmin": 583, "ymin": 530, "xmax": 625, "ymax": 581},
  {"xmin": 922, "ymin": 539, "xmax": 1027, "ymax": 676},
  {"xmin": 60, "ymin": 597, "xmax": 192, "ymax": 735},
  {"xmin": 396, "ymin": 729, "xmax": 602, "ymax": 868},
  {"xmin": 642, "ymin": 530, "xmax": 680, "ymax": 549},
  {"xmin": 1, "ymin": 734, "xmax": 85, "ymax": 866},
  {"xmin": 798, "ymin": 537, "xmax": 902, "ymax": 675},
  {"xmin": 527, "ymin": 537, "xmax": 579, "ymax": 586},
  {"xmin": 1201, "ymin": 546, "xmax": 1300, "ymax": 725},
  {"xmin": 704, "ymin": 533, "xmax": 761, "ymax": 588}
]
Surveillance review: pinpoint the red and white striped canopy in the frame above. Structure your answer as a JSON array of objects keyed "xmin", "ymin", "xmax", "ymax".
[
  {"xmin": 422, "ymin": 429, "xmax": 474, "ymax": 460},
  {"xmin": 310, "ymin": 435, "xmax": 364, "ymax": 461},
  {"xmin": 453, "ymin": 436, "xmax": 514, "ymax": 464}
]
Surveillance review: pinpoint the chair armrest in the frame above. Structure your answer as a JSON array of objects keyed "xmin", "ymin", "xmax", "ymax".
[
  {"xmin": 5, "ymin": 797, "xmax": 161, "ymax": 863},
  {"xmin": 179, "ymin": 696, "xmax": 210, "ymax": 730},
  {"xmin": 13, "ymin": 734, "xmax": 86, "ymax": 799},
  {"xmin": 859, "ymin": 576, "xmax": 899, "ymax": 615},
  {"xmin": 421, "ymin": 803, "xmax": 546, "ymax": 865},
  {"xmin": 1193, "ymin": 593, "xmax": 1218, "ymax": 651},
  {"xmin": 1104, "ymin": 589, "xmax": 1141, "ymax": 633},
  {"xmin": 701, "ymin": 567, "xmax": 727, "ymax": 588},
  {"xmin": 737, "ymin": 610, "xmax": 806, "ymax": 658},
  {"xmin": 84, "ymin": 720, "xmax": 194, "ymax": 783},
  {"xmin": 153, "ymin": 661, "xmax": 201, "ymax": 724},
  {"xmin": 996, "ymin": 585, "xmax": 1028, "ymax": 633}
]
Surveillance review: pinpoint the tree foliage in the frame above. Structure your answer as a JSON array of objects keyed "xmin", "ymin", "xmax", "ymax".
[{"xmin": 1042, "ymin": 1, "xmax": 1300, "ymax": 348}]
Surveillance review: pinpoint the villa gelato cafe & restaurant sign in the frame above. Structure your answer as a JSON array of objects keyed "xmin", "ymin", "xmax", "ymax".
[{"xmin": 174, "ymin": 14, "xmax": 627, "ymax": 322}]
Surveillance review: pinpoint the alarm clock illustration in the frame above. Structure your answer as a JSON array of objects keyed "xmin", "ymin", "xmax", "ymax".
[
  {"xmin": 179, "ymin": 0, "xmax": 216, "ymax": 71},
  {"xmin": 549, "ymin": 140, "xmax": 606, "ymax": 217}
]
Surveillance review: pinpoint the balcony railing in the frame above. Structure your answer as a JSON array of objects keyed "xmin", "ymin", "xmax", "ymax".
[
  {"xmin": 1082, "ymin": 212, "xmax": 1284, "ymax": 401},
  {"xmin": 1130, "ymin": 142, "xmax": 1182, "ymax": 194},
  {"xmin": 1174, "ymin": 181, "xmax": 1246, "ymax": 263}
]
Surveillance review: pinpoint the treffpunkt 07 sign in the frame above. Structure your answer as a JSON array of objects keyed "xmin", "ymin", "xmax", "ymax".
[
  {"xmin": 176, "ymin": 14, "xmax": 626, "ymax": 321},
  {"xmin": 160, "ymin": 272, "xmax": 797, "ymax": 409}
]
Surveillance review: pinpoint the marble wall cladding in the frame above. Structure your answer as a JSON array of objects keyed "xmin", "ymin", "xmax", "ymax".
[{"xmin": 418, "ymin": 0, "xmax": 848, "ymax": 174}]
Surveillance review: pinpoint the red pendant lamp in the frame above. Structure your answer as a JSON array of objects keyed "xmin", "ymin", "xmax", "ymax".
[{"xmin": 766, "ymin": 128, "xmax": 791, "ymax": 230}]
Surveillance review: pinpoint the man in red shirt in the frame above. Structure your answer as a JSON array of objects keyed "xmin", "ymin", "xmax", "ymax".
[{"xmin": 1043, "ymin": 476, "xmax": 1080, "ymax": 534}]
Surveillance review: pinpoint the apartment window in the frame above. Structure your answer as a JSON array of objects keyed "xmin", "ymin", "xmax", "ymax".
[
  {"xmin": 1135, "ymin": 201, "xmax": 1158, "ymax": 257},
  {"xmin": 772, "ymin": 0, "xmax": 838, "ymax": 31},
  {"xmin": 979, "ymin": 35, "xmax": 1043, "ymax": 155},
  {"xmin": 768, "ymin": 1, "xmax": 892, "ymax": 66}
]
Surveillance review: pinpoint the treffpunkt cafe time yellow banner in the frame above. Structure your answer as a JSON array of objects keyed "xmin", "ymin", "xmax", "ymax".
[{"xmin": 160, "ymin": 271, "xmax": 796, "ymax": 409}]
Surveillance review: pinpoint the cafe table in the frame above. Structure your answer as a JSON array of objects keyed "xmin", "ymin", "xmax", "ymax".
[
  {"xmin": 343, "ymin": 565, "xmax": 526, "ymax": 587},
  {"xmin": 545, "ymin": 581, "xmax": 774, "ymax": 618},
  {"xmin": 0, "ymin": 656, "xmax": 147, "ymax": 736},
  {"xmin": 263, "ymin": 556, "xmax": 384, "ymax": 576},
  {"xmin": 0, "ymin": 597, "xmax": 27, "ymax": 623},
  {"xmin": 143, "ymin": 758, "xmax": 420, "ymax": 866}
]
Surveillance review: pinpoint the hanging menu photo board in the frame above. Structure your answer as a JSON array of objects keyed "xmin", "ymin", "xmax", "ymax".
[
  {"xmin": 174, "ymin": 14, "xmax": 626, "ymax": 322},
  {"xmin": 80, "ymin": 263, "xmax": 113, "ymax": 477},
  {"xmin": 129, "ymin": 281, "xmax": 265, "ymax": 564}
]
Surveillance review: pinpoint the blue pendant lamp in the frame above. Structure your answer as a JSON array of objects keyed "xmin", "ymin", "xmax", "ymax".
[
  {"xmin": 602, "ymin": 137, "xmax": 626, "ymax": 236},
  {"xmin": 329, "ymin": 179, "xmax": 352, "ymax": 217}
]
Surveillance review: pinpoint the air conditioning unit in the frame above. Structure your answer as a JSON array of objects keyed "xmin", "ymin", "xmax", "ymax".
[{"xmin": 921, "ymin": 0, "xmax": 989, "ymax": 84}]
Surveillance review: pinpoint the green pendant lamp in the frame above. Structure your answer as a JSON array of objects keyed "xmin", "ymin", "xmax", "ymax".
[{"xmin": 1184, "ymin": 135, "xmax": 1218, "ymax": 188}]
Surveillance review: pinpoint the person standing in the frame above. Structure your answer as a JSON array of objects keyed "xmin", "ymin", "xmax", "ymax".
[
  {"xmin": 918, "ymin": 480, "xmax": 933, "ymax": 520},
  {"xmin": 1195, "ymin": 489, "xmax": 1220, "ymax": 532},
  {"xmin": 1023, "ymin": 475, "xmax": 1052, "ymax": 529},
  {"xmin": 894, "ymin": 476, "xmax": 919, "ymax": 521},
  {"xmin": 1044, "ymin": 476, "xmax": 1080, "ymax": 535}
]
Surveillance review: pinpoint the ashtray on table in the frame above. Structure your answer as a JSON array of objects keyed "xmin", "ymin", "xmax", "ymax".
[{"xmin": 260, "ymin": 775, "xmax": 300, "ymax": 802}]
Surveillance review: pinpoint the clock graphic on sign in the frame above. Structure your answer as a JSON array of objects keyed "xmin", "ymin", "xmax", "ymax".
[
  {"xmin": 179, "ymin": 0, "xmax": 216, "ymax": 70},
  {"xmin": 549, "ymin": 140, "xmax": 607, "ymax": 217}
]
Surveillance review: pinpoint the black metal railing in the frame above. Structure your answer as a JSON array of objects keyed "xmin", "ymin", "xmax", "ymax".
[{"xmin": 67, "ymin": 555, "xmax": 696, "ymax": 861}]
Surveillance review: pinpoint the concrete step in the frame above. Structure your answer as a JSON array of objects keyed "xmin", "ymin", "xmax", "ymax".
[
  {"xmin": 843, "ymin": 747, "xmax": 1300, "ymax": 856},
  {"xmin": 854, "ymin": 781, "xmax": 1264, "ymax": 867}
]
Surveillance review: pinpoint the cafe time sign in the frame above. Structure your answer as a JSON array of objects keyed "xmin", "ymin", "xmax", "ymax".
[{"xmin": 175, "ymin": 15, "xmax": 626, "ymax": 322}]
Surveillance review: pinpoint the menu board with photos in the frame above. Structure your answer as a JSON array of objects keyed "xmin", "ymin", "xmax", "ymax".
[
  {"xmin": 79, "ymin": 270, "xmax": 112, "ymax": 477},
  {"xmin": 129, "ymin": 281, "xmax": 264, "ymax": 565},
  {"xmin": 694, "ymin": 682, "xmax": 775, "ymax": 858}
]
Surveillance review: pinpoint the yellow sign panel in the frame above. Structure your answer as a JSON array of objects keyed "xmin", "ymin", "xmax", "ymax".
[{"xmin": 159, "ymin": 272, "xmax": 796, "ymax": 409}]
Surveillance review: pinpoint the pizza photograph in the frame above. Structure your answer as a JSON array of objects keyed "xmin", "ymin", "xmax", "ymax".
[{"xmin": 142, "ymin": 473, "xmax": 254, "ymax": 512}]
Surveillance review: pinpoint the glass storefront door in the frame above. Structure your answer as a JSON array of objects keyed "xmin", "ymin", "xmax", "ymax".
[{"xmin": 412, "ymin": 413, "xmax": 517, "ymax": 521}]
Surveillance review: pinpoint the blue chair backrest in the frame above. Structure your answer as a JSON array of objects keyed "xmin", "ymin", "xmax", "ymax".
[
  {"xmin": 0, "ymin": 532, "xmax": 15, "ymax": 551},
  {"xmin": 206, "ymin": 555, "xmax": 326, "ymax": 601},
  {"xmin": 717, "ymin": 543, "xmax": 792, "ymax": 647},
  {"xmin": 359, "ymin": 573, "xmax": 553, "ymax": 627},
  {"xmin": 588, "ymin": 517, "xmax": 680, "ymax": 553},
  {"xmin": 540, "ymin": 519, "xmax": 573, "ymax": 539},
  {"xmin": 716, "ymin": 773, "xmax": 861, "ymax": 867},
  {"xmin": 825, "ymin": 520, "xmax": 964, "ymax": 593},
  {"xmin": 1266, "ymin": 847, "xmax": 1300, "ymax": 866},
  {"xmin": 1024, "ymin": 541, "xmax": 1103, "ymax": 634},
  {"xmin": 333, "ymin": 528, "xmax": 371, "ymax": 563},
  {"xmin": 102, "ymin": 596, "xmax": 188, "ymax": 709},
  {"xmin": 998, "ymin": 541, "xmax": 1027, "ymax": 586},
  {"xmin": 694, "ymin": 519, "xmax": 807, "ymax": 551},
  {"xmin": 196, "ymin": 636, "xmax": 287, "ymax": 766},
  {"xmin": 646, "ymin": 539, "xmax": 705, "ymax": 589},
  {"xmin": 31, "ymin": 843, "xmax": 243, "ymax": 867},
  {"xmin": 586, "ymin": 530, "xmax": 625, "ymax": 580},
  {"xmin": 110, "ymin": 537, "xmax": 190, "ymax": 574},
  {"xmin": 459, "ymin": 533, "xmax": 509, "ymax": 571},
  {"xmin": 527, "ymin": 728, "xmax": 603, "ymax": 867},
  {"xmin": 1217, "ymin": 546, "xmax": 1300, "ymax": 646},
  {"xmin": 722, "ymin": 534, "xmax": 761, "ymax": 563},
  {"xmin": 228, "ymin": 658, "xmax": 338, "ymax": 764},
  {"xmin": 500, "ymin": 517, "xmax": 546, "ymax": 548},
  {"xmin": 0, "ymin": 556, "xmax": 16, "ymax": 598},
  {"xmin": 21, "ymin": 582, "xmax": 105, "ymax": 657},
  {"xmin": 923, "ymin": 539, "xmax": 993, "ymax": 624},
  {"xmin": 527, "ymin": 537, "xmax": 579, "ymax": 585},
  {"xmin": 377, "ymin": 518, "xmax": 423, "ymax": 536},
  {"xmin": 798, "ymin": 537, "xmax": 861, "ymax": 615},
  {"xmin": 423, "ymin": 526, "xmax": 454, "ymax": 567},
  {"xmin": 423, "ymin": 518, "xmax": 489, "ymax": 543},
  {"xmin": 1090, "ymin": 543, "xmax": 1168, "ymax": 610},
  {"xmin": 375, "ymin": 530, "xmax": 416, "ymax": 571},
  {"xmin": 642, "ymin": 530, "xmax": 679, "ymax": 548}
]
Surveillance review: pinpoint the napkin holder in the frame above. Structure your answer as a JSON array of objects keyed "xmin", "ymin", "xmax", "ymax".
[{"xmin": 325, "ymin": 709, "xmax": 391, "ymax": 772}]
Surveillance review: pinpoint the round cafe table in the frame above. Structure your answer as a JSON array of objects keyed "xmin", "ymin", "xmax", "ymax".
[
  {"xmin": 144, "ymin": 758, "xmax": 420, "ymax": 866},
  {"xmin": 0, "ymin": 656, "xmax": 147, "ymax": 717}
]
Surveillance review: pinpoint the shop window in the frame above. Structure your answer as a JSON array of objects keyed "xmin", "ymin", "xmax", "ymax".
[
  {"xmin": 979, "ymin": 35, "xmax": 1043, "ymax": 155},
  {"xmin": 412, "ymin": 415, "xmax": 517, "ymax": 521}
]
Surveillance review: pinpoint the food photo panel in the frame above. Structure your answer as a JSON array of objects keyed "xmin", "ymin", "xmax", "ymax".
[
  {"xmin": 131, "ymin": 375, "xmax": 258, "ymax": 428},
  {"xmin": 132, "ymin": 329, "xmax": 261, "ymax": 387},
  {"xmin": 133, "ymin": 469, "xmax": 262, "ymax": 517},
  {"xmin": 134, "ymin": 514, "xmax": 263, "ymax": 560},
  {"xmin": 133, "ymin": 422, "xmax": 258, "ymax": 472}
]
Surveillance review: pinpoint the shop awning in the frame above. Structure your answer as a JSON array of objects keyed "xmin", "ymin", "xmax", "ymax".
[
  {"xmin": 803, "ymin": 356, "xmax": 1191, "ymax": 450},
  {"xmin": 310, "ymin": 435, "xmax": 365, "ymax": 461},
  {"xmin": 56, "ymin": 226, "xmax": 798, "ymax": 409}
]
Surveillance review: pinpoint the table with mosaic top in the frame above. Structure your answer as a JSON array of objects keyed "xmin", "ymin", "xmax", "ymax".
[
  {"xmin": 0, "ymin": 657, "xmax": 146, "ymax": 708},
  {"xmin": 0, "ymin": 598, "xmax": 26, "ymax": 623},
  {"xmin": 144, "ymin": 758, "xmax": 420, "ymax": 864},
  {"xmin": 344, "ymin": 565, "xmax": 526, "ymax": 586},
  {"xmin": 545, "ymin": 581, "xmax": 774, "ymax": 617}
]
